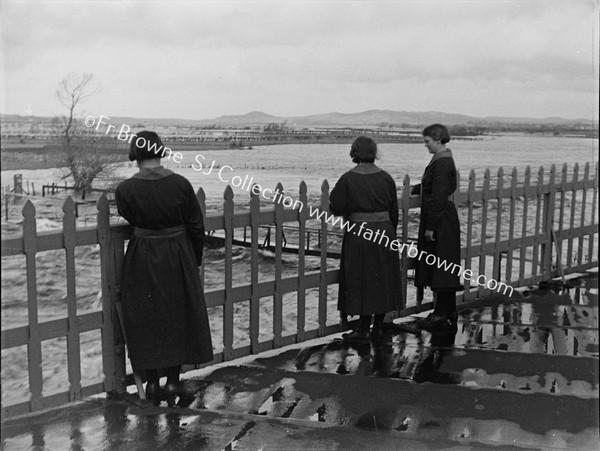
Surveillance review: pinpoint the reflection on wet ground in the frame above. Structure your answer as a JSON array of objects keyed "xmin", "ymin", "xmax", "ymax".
[{"xmin": 2, "ymin": 272, "xmax": 598, "ymax": 450}]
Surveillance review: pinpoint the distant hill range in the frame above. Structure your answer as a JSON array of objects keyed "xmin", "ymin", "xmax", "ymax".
[
  {"xmin": 206, "ymin": 110, "xmax": 596, "ymax": 128},
  {"xmin": 1, "ymin": 110, "xmax": 596, "ymax": 129}
]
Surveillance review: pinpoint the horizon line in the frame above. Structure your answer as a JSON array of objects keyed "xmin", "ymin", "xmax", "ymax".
[{"xmin": 0, "ymin": 109, "xmax": 597, "ymax": 124}]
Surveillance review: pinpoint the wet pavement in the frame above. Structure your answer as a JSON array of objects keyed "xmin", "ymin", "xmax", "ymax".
[{"xmin": 2, "ymin": 271, "xmax": 598, "ymax": 450}]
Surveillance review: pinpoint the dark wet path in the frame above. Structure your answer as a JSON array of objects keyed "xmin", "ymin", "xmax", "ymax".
[{"xmin": 2, "ymin": 272, "xmax": 598, "ymax": 450}]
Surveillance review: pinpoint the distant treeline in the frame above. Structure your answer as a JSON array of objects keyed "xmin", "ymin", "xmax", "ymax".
[
  {"xmin": 174, "ymin": 122, "xmax": 598, "ymax": 139},
  {"xmin": 449, "ymin": 124, "xmax": 597, "ymax": 138}
]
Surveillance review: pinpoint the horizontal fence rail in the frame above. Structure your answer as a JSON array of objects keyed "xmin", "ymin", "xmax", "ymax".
[{"xmin": 1, "ymin": 162, "xmax": 598, "ymax": 418}]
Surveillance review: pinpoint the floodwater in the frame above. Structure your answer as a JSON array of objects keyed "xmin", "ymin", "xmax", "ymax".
[
  {"xmin": 1, "ymin": 135, "xmax": 598, "ymax": 212},
  {"xmin": 119, "ymin": 134, "xmax": 599, "ymax": 210}
]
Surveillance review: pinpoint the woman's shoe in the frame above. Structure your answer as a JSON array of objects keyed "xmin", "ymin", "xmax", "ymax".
[
  {"xmin": 418, "ymin": 314, "xmax": 454, "ymax": 330},
  {"xmin": 165, "ymin": 382, "xmax": 196, "ymax": 407},
  {"xmin": 145, "ymin": 382, "xmax": 163, "ymax": 406},
  {"xmin": 165, "ymin": 383, "xmax": 177, "ymax": 407},
  {"xmin": 415, "ymin": 312, "xmax": 442, "ymax": 324},
  {"xmin": 428, "ymin": 313, "xmax": 447, "ymax": 322},
  {"xmin": 342, "ymin": 330, "xmax": 370, "ymax": 344}
]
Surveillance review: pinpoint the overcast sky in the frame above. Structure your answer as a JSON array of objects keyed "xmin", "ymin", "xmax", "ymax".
[{"xmin": 1, "ymin": 0, "xmax": 598, "ymax": 120}]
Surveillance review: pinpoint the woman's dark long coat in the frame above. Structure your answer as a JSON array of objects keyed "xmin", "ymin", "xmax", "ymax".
[
  {"xmin": 330, "ymin": 166, "xmax": 403, "ymax": 316},
  {"xmin": 415, "ymin": 150, "xmax": 462, "ymax": 291},
  {"xmin": 115, "ymin": 166, "xmax": 213, "ymax": 371}
]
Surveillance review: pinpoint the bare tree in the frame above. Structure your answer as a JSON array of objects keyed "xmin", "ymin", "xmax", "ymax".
[{"xmin": 55, "ymin": 73, "xmax": 119, "ymax": 195}]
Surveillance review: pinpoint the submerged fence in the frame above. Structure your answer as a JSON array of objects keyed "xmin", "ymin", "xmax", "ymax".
[{"xmin": 1, "ymin": 162, "xmax": 598, "ymax": 418}]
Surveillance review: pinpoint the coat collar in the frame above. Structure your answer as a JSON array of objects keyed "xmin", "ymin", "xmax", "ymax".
[
  {"xmin": 350, "ymin": 163, "xmax": 383, "ymax": 174},
  {"xmin": 426, "ymin": 149, "xmax": 453, "ymax": 167},
  {"xmin": 133, "ymin": 166, "xmax": 174, "ymax": 180}
]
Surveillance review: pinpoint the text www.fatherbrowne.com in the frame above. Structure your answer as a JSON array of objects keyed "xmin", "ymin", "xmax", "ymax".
[
  {"xmin": 84, "ymin": 114, "xmax": 513, "ymax": 297},
  {"xmin": 307, "ymin": 208, "xmax": 513, "ymax": 297}
]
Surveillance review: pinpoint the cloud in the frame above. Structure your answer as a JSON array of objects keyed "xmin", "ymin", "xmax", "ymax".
[{"xmin": 1, "ymin": 0, "xmax": 597, "ymax": 119}]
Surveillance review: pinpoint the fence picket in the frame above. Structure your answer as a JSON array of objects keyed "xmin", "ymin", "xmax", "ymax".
[
  {"xmin": 23, "ymin": 201, "xmax": 43, "ymax": 410},
  {"xmin": 63, "ymin": 197, "xmax": 82, "ymax": 401},
  {"xmin": 519, "ymin": 166, "xmax": 532, "ymax": 284},
  {"xmin": 318, "ymin": 180, "xmax": 329, "ymax": 336},
  {"xmin": 505, "ymin": 168, "xmax": 518, "ymax": 282},
  {"xmin": 493, "ymin": 167, "xmax": 504, "ymax": 282},
  {"xmin": 589, "ymin": 163, "xmax": 598, "ymax": 263},
  {"xmin": 567, "ymin": 164, "xmax": 579, "ymax": 267},
  {"xmin": 273, "ymin": 183, "xmax": 284, "ymax": 348},
  {"xmin": 296, "ymin": 181, "xmax": 308, "ymax": 342},
  {"xmin": 478, "ymin": 169, "xmax": 491, "ymax": 297},
  {"xmin": 578, "ymin": 163, "xmax": 590, "ymax": 266},
  {"xmin": 464, "ymin": 170, "xmax": 476, "ymax": 300},
  {"xmin": 401, "ymin": 175, "xmax": 411, "ymax": 307},
  {"xmin": 541, "ymin": 165, "xmax": 556, "ymax": 280},
  {"xmin": 197, "ymin": 188, "xmax": 207, "ymax": 283},
  {"xmin": 223, "ymin": 186, "xmax": 234, "ymax": 361},
  {"xmin": 532, "ymin": 166, "xmax": 544, "ymax": 278},
  {"xmin": 249, "ymin": 186, "xmax": 260, "ymax": 353},
  {"xmin": 557, "ymin": 164, "xmax": 568, "ymax": 270}
]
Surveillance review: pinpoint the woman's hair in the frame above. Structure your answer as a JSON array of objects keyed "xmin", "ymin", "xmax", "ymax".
[
  {"xmin": 422, "ymin": 123, "xmax": 451, "ymax": 144},
  {"xmin": 350, "ymin": 136, "xmax": 378, "ymax": 163},
  {"xmin": 128, "ymin": 130, "xmax": 165, "ymax": 161}
]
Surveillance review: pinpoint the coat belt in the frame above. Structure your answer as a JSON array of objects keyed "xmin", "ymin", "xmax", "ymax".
[
  {"xmin": 348, "ymin": 211, "xmax": 390, "ymax": 222},
  {"xmin": 134, "ymin": 225, "xmax": 187, "ymax": 238}
]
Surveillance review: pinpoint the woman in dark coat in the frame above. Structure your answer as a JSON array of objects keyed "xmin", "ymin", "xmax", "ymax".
[
  {"xmin": 115, "ymin": 130, "xmax": 213, "ymax": 406},
  {"xmin": 330, "ymin": 136, "xmax": 403, "ymax": 343},
  {"xmin": 413, "ymin": 124, "xmax": 461, "ymax": 327}
]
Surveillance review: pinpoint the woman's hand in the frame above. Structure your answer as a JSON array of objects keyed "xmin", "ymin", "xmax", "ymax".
[{"xmin": 425, "ymin": 230, "xmax": 435, "ymax": 241}]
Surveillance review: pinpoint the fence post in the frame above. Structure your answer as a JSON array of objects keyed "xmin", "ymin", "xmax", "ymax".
[{"xmin": 97, "ymin": 195, "xmax": 120, "ymax": 394}]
